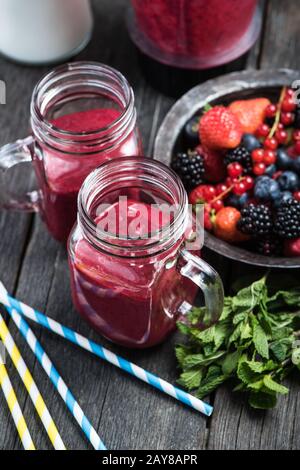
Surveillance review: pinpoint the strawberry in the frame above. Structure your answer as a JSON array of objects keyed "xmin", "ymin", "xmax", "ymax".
[
  {"xmin": 284, "ymin": 238, "xmax": 300, "ymax": 257},
  {"xmin": 195, "ymin": 144, "xmax": 226, "ymax": 182},
  {"xmin": 229, "ymin": 98, "xmax": 271, "ymax": 134},
  {"xmin": 199, "ymin": 106, "xmax": 242, "ymax": 150},
  {"xmin": 189, "ymin": 184, "xmax": 216, "ymax": 204},
  {"xmin": 213, "ymin": 207, "xmax": 249, "ymax": 243}
]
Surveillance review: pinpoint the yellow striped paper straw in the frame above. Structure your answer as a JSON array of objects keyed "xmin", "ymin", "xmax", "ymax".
[
  {"xmin": 0, "ymin": 363, "xmax": 35, "ymax": 450},
  {"xmin": 0, "ymin": 314, "xmax": 66, "ymax": 450}
]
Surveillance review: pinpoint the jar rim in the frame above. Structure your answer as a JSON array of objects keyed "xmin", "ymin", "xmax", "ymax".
[
  {"xmin": 30, "ymin": 61, "xmax": 135, "ymax": 150},
  {"xmin": 78, "ymin": 156, "xmax": 189, "ymax": 257}
]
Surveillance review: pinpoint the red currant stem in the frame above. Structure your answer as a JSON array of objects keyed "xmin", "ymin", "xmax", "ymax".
[
  {"xmin": 210, "ymin": 176, "xmax": 247, "ymax": 204},
  {"xmin": 268, "ymin": 86, "xmax": 287, "ymax": 138}
]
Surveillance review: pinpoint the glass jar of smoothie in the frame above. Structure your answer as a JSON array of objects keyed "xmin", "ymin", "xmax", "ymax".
[
  {"xmin": 68, "ymin": 157, "xmax": 224, "ymax": 348},
  {"xmin": 128, "ymin": 0, "xmax": 261, "ymax": 69},
  {"xmin": 0, "ymin": 62, "xmax": 141, "ymax": 241}
]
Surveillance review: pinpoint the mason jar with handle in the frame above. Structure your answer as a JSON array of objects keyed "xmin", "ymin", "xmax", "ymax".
[
  {"xmin": 0, "ymin": 62, "xmax": 142, "ymax": 242},
  {"xmin": 68, "ymin": 157, "xmax": 224, "ymax": 348}
]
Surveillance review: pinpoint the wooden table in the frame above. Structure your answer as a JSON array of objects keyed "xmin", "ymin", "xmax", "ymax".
[{"xmin": 0, "ymin": 0, "xmax": 300, "ymax": 450}]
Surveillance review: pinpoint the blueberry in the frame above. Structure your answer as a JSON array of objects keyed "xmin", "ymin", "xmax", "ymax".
[
  {"xmin": 277, "ymin": 171, "xmax": 299, "ymax": 191},
  {"xmin": 254, "ymin": 176, "xmax": 280, "ymax": 201},
  {"xmin": 292, "ymin": 156, "xmax": 300, "ymax": 174},
  {"xmin": 226, "ymin": 193, "xmax": 249, "ymax": 209},
  {"xmin": 239, "ymin": 193, "xmax": 249, "ymax": 207},
  {"xmin": 273, "ymin": 191, "xmax": 293, "ymax": 208},
  {"xmin": 276, "ymin": 148, "xmax": 293, "ymax": 170},
  {"xmin": 226, "ymin": 194, "xmax": 242, "ymax": 209},
  {"xmin": 242, "ymin": 133, "xmax": 261, "ymax": 152},
  {"xmin": 183, "ymin": 115, "xmax": 200, "ymax": 147},
  {"xmin": 265, "ymin": 164, "xmax": 277, "ymax": 177}
]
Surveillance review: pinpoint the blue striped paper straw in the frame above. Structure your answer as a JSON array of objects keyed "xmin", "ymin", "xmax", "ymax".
[
  {"xmin": 0, "ymin": 282, "xmax": 212, "ymax": 417},
  {"xmin": 5, "ymin": 306, "xmax": 106, "ymax": 451}
]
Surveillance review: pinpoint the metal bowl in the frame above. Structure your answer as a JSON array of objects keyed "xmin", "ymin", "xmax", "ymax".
[{"xmin": 154, "ymin": 69, "xmax": 300, "ymax": 268}]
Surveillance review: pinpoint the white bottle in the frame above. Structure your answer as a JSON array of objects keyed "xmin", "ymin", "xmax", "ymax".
[{"xmin": 0, "ymin": 0, "xmax": 93, "ymax": 64}]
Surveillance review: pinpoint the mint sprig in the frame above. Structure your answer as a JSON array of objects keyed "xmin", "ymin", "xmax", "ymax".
[{"xmin": 176, "ymin": 276, "xmax": 300, "ymax": 410}]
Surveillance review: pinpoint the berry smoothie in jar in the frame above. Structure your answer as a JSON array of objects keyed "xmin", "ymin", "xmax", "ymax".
[
  {"xmin": 68, "ymin": 157, "xmax": 224, "ymax": 348},
  {"xmin": 0, "ymin": 62, "xmax": 141, "ymax": 242},
  {"xmin": 129, "ymin": 0, "xmax": 261, "ymax": 68}
]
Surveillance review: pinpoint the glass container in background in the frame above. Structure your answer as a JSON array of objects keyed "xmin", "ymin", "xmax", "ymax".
[
  {"xmin": 128, "ymin": 0, "xmax": 261, "ymax": 69},
  {"xmin": 0, "ymin": 0, "xmax": 93, "ymax": 64}
]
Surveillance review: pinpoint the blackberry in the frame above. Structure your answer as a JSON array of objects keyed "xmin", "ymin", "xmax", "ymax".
[
  {"xmin": 256, "ymin": 236, "xmax": 283, "ymax": 256},
  {"xmin": 295, "ymin": 105, "xmax": 300, "ymax": 129},
  {"xmin": 171, "ymin": 151, "xmax": 205, "ymax": 190},
  {"xmin": 225, "ymin": 146, "xmax": 252, "ymax": 175},
  {"xmin": 238, "ymin": 204, "xmax": 273, "ymax": 236},
  {"xmin": 275, "ymin": 199, "xmax": 300, "ymax": 239}
]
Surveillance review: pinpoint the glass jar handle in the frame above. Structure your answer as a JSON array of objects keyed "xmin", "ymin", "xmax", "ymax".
[
  {"xmin": 178, "ymin": 248, "xmax": 224, "ymax": 325},
  {"xmin": 0, "ymin": 136, "xmax": 40, "ymax": 212}
]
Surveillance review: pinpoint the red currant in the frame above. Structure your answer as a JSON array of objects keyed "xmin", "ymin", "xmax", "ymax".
[
  {"xmin": 281, "ymin": 97, "xmax": 296, "ymax": 112},
  {"xmin": 294, "ymin": 141, "xmax": 300, "ymax": 154},
  {"xmin": 264, "ymin": 137, "xmax": 278, "ymax": 150},
  {"xmin": 244, "ymin": 176, "xmax": 254, "ymax": 190},
  {"xmin": 275, "ymin": 129, "xmax": 288, "ymax": 144},
  {"xmin": 253, "ymin": 163, "xmax": 266, "ymax": 176},
  {"xmin": 203, "ymin": 186, "xmax": 216, "ymax": 201},
  {"xmin": 227, "ymin": 162, "xmax": 243, "ymax": 178},
  {"xmin": 293, "ymin": 129, "xmax": 300, "ymax": 141},
  {"xmin": 265, "ymin": 104, "xmax": 277, "ymax": 118},
  {"xmin": 211, "ymin": 199, "xmax": 224, "ymax": 212},
  {"xmin": 251, "ymin": 148, "xmax": 265, "ymax": 163},
  {"xmin": 263, "ymin": 149, "xmax": 276, "ymax": 165},
  {"xmin": 281, "ymin": 112, "xmax": 294, "ymax": 126},
  {"xmin": 215, "ymin": 183, "xmax": 228, "ymax": 196},
  {"xmin": 277, "ymin": 123, "xmax": 284, "ymax": 130},
  {"xmin": 293, "ymin": 191, "xmax": 300, "ymax": 202},
  {"xmin": 233, "ymin": 181, "xmax": 247, "ymax": 195},
  {"xmin": 285, "ymin": 88, "xmax": 295, "ymax": 98},
  {"xmin": 256, "ymin": 123, "xmax": 270, "ymax": 137}
]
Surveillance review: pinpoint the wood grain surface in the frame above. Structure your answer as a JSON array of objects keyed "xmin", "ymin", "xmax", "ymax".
[{"xmin": 0, "ymin": 0, "xmax": 299, "ymax": 450}]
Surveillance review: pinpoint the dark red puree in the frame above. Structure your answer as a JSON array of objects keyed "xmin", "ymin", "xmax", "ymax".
[
  {"xmin": 33, "ymin": 108, "xmax": 139, "ymax": 241},
  {"xmin": 132, "ymin": 0, "xmax": 258, "ymax": 60},
  {"xmin": 69, "ymin": 199, "xmax": 197, "ymax": 348}
]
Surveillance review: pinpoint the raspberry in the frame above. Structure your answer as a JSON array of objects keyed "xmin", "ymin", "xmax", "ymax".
[
  {"xmin": 171, "ymin": 152, "xmax": 205, "ymax": 190},
  {"xmin": 238, "ymin": 204, "xmax": 273, "ymax": 236}
]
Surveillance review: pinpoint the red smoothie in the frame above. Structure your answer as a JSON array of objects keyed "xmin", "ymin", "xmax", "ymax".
[
  {"xmin": 69, "ymin": 199, "xmax": 197, "ymax": 348},
  {"xmin": 131, "ymin": 0, "xmax": 259, "ymax": 67},
  {"xmin": 33, "ymin": 108, "xmax": 141, "ymax": 241}
]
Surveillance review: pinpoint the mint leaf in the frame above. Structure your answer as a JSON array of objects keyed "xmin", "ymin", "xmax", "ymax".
[
  {"xmin": 177, "ymin": 369, "xmax": 203, "ymax": 390},
  {"xmin": 197, "ymin": 366, "xmax": 226, "ymax": 398},
  {"xmin": 222, "ymin": 351, "xmax": 240, "ymax": 376},
  {"xmin": 270, "ymin": 339, "xmax": 291, "ymax": 362},
  {"xmin": 253, "ymin": 323, "xmax": 269, "ymax": 359},
  {"xmin": 237, "ymin": 361, "xmax": 261, "ymax": 384},
  {"xmin": 232, "ymin": 277, "xmax": 267, "ymax": 312},
  {"xmin": 175, "ymin": 276, "xmax": 300, "ymax": 410},
  {"xmin": 214, "ymin": 323, "xmax": 231, "ymax": 348},
  {"xmin": 263, "ymin": 375, "xmax": 289, "ymax": 395},
  {"xmin": 183, "ymin": 350, "xmax": 226, "ymax": 369},
  {"xmin": 249, "ymin": 391, "xmax": 277, "ymax": 409}
]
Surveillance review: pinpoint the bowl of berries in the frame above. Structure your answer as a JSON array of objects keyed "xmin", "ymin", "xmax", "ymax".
[{"xmin": 154, "ymin": 69, "xmax": 300, "ymax": 267}]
